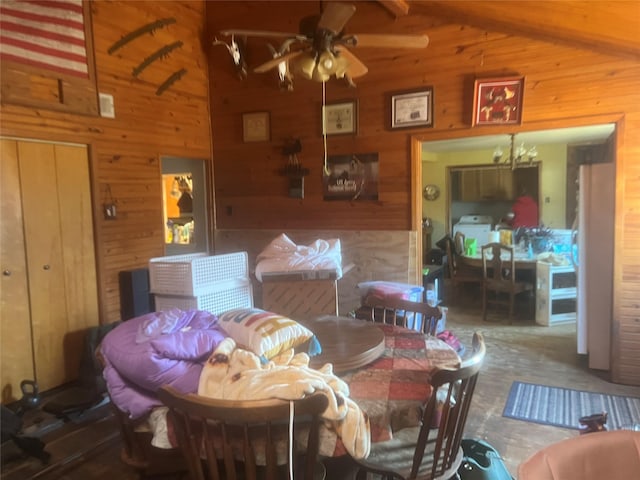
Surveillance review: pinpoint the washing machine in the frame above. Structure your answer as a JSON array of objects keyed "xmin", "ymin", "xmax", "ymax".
[{"xmin": 452, "ymin": 215, "xmax": 494, "ymax": 247}]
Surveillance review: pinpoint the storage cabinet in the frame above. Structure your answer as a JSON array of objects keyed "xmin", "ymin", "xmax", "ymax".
[
  {"xmin": 1, "ymin": 139, "xmax": 99, "ymax": 402},
  {"xmin": 453, "ymin": 167, "xmax": 513, "ymax": 201},
  {"xmin": 450, "ymin": 164, "xmax": 538, "ymax": 202},
  {"xmin": 535, "ymin": 262, "xmax": 577, "ymax": 326}
]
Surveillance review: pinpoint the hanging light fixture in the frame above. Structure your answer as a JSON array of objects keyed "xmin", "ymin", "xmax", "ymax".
[{"xmin": 492, "ymin": 134, "xmax": 539, "ymax": 169}]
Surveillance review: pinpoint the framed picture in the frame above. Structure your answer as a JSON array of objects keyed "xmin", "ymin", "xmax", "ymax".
[
  {"xmin": 472, "ymin": 77, "xmax": 525, "ymax": 126},
  {"xmin": 242, "ymin": 111, "xmax": 270, "ymax": 142},
  {"xmin": 322, "ymin": 100, "xmax": 357, "ymax": 135},
  {"xmin": 390, "ymin": 87, "xmax": 434, "ymax": 129}
]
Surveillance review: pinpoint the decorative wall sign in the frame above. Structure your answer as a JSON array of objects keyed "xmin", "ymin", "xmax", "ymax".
[
  {"xmin": 0, "ymin": 0, "xmax": 90, "ymax": 78},
  {"xmin": 322, "ymin": 153, "xmax": 379, "ymax": 201},
  {"xmin": 107, "ymin": 17, "xmax": 187, "ymax": 96},
  {"xmin": 0, "ymin": 0, "xmax": 99, "ymax": 115},
  {"xmin": 322, "ymin": 100, "xmax": 357, "ymax": 135},
  {"xmin": 472, "ymin": 76, "xmax": 525, "ymax": 126},
  {"xmin": 242, "ymin": 111, "xmax": 270, "ymax": 142},
  {"xmin": 391, "ymin": 88, "xmax": 434, "ymax": 129}
]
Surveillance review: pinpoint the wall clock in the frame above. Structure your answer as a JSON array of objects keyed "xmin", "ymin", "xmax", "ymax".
[{"xmin": 423, "ymin": 184, "xmax": 440, "ymax": 201}]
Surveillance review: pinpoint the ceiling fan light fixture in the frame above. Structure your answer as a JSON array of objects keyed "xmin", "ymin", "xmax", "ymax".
[
  {"xmin": 334, "ymin": 55, "xmax": 349, "ymax": 79},
  {"xmin": 316, "ymin": 51, "xmax": 337, "ymax": 75},
  {"xmin": 296, "ymin": 52, "xmax": 317, "ymax": 80},
  {"xmin": 312, "ymin": 68, "xmax": 330, "ymax": 82}
]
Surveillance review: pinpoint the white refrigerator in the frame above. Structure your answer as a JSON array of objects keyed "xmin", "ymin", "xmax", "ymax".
[{"xmin": 575, "ymin": 161, "xmax": 615, "ymax": 370}]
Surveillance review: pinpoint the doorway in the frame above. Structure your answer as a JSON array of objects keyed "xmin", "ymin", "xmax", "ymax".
[
  {"xmin": 161, "ymin": 156, "xmax": 209, "ymax": 256},
  {"xmin": 416, "ymin": 123, "xmax": 617, "ymax": 368}
]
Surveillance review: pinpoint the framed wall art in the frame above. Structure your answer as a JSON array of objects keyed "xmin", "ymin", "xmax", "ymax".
[
  {"xmin": 390, "ymin": 87, "xmax": 434, "ymax": 129},
  {"xmin": 242, "ymin": 111, "xmax": 270, "ymax": 142},
  {"xmin": 322, "ymin": 100, "xmax": 357, "ymax": 135},
  {"xmin": 472, "ymin": 76, "xmax": 525, "ymax": 126}
]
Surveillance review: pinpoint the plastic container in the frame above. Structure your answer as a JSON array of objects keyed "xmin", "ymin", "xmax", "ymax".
[
  {"xmin": 154, "ymin": 279, "xmax": 253, "ymax": 315},
  {"xmin": 357, "ymin": 281, "xmax": 424, "ymax": 303},
  {"xmin": 149, "ymin": 252, "xmax": 249, "ymax": 296}
]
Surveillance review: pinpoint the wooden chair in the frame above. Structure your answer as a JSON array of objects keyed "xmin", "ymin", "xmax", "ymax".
[
  {"xmin": 481, "ymin": 242, "xmax": 534, "ymax": 323},
  {"xmin": 96, "ymin": 346, "xmax": 187, "ymax": 478},
  {"xmin": 454, "ymin": 231, "xmax": 466, "ymax": 256},
  {"xmin": 352, "ymin": 332, "xmax": 486, "ymax": 480},
  {"xmin": 157, "ymin": 385, "xmax": 329, "ymax": 480},
  {"xmin": 360, "ymin": 295, "xmax": 442, "ymax": 335},
  {"xmin": 444, "ymin": 235, "xmax": 483, "ymax": 296}
]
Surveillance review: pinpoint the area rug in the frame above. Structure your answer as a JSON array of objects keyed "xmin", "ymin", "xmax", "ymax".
[{"xmin": 503, "ymin": 381, "xmax": 640, "ymax": 430}]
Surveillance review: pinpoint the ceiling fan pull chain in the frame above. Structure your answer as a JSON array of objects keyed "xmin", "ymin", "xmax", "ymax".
[{"xmin": 322, "ymin": 81, "xmax": 330, "ymax": 175}]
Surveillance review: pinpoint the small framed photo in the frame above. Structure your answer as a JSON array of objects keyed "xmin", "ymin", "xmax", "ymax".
[
  {"xmin": 242, "ymin": 111, "xmax": 270, "ymax": 142},
  {"xmin": 390, "ymin": 87, "xmax": 434, "ymax": 129},
  {"xmin": 322, "ymin": 100, "xmax": 357, "ymax": 135},
  {"xmin": 472, "ymin": 76, "xmax": 524, "ymax": 126}
]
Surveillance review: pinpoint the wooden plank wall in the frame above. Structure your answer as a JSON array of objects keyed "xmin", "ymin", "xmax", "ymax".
[
  {"xmin": 205, "ymin": 1, "xmax": 640, "ymax": 385},
  {"xmin": 0, "ymin": 1, "xmax": 212, "ymax": 323},
  {"xmin": 215, "ymin": 229, "xmax": 418, "ymax": 315},
  {"xmin": 0, "ymin": 1, "xmax": 638, "ymax": 385}
]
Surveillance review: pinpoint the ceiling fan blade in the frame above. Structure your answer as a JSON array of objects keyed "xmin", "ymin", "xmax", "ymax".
[
  {"xmin": 220, "ymin": 29, "xmax": 307, "ymax": 41},
  {"xmin": 335, "ymin": 45, "xmax": 368, "ymax": 78},
  {"xmin": 350, "ymin": 33, "xmax": 429, "ymax": 49},
  {"xmin": 317, "ymin": 2, "xmax": 356, "ymax": 35},
  {"xmin": 254, "ymin": 50, "xmax": 303, "ymax": 73}
]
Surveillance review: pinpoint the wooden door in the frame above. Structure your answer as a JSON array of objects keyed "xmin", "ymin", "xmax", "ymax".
[
  {"xmin": 6, "ymin": 140, "xmax": 99, "ymax": 393},
  {"xmin": 20, "ymin": 142, "xmax": 99, "ymax": 391},
  {"xmin": 0, "ymin": 139, "xmax": 35, "ymax": 403},
  {"xmin": 18, "ymin": 142, "xmax": 68, "ymax": 391}
]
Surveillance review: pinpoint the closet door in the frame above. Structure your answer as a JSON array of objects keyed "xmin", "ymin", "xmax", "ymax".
[
  {"xmin": 0, "ymin": 140, "xmax": 35, "ymax": 403},
  {"xmin": 18, "ymin": 141, "xmax": 99, "ymax": 392}
]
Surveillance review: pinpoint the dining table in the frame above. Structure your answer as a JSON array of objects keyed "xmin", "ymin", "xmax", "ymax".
[
  {"xmin": 458, "ymin": 249, "xmax": 538, "ymax": 271},
  {"xmin": 299, "ymin": 315, "xmax": 461, "ymax": 457},
  {"xmin": 148, "ymin": 314, "xmax": 462, "ymax": 466}
]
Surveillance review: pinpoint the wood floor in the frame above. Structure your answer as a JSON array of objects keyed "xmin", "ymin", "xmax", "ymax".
[
  {"xmin": 2, "ymin": 289, "xmax": 640, "ymax": 479},
  {"xmin": 446, "ymin": 287, "xmax": 640, "ymax": 476}
]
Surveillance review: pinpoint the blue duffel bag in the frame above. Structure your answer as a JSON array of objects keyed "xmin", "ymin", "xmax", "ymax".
[{"xmin": 457, "ymin": 438, "xmax": 514, "ymax": 480}]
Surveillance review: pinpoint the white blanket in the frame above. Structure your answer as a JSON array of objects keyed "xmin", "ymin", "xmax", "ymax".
[
  {"xmin": 254, "ymin": 233, "xmax": 343, "ymax": 282},
  {"xmin": 198, "ymin": 337, "xmax": 370, "ymax": 459}
]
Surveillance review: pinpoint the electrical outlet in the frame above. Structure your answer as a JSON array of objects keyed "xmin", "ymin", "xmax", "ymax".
[{"xmin": 99, "ymin": 92, "xmax": 115, "ymax": 118}]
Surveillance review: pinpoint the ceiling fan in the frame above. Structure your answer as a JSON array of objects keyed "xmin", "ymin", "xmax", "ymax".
[{"xmin": 220, "ymin": 2, "xmax": 429, "ymax": 85}]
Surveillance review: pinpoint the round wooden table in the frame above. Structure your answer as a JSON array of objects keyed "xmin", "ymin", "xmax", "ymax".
[{"xmin": 300, "ymin": 315, "xmax": 386, "ymax": 373}]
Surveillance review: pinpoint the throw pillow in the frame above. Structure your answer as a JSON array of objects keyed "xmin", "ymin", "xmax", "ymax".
[{"xmin": 217, "ymin": 308, "xmax": 321, "ymax": 362}]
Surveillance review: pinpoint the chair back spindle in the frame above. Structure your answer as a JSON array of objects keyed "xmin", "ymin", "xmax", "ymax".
[
  {"xmin": 361, "ymin": 295, "xmax": 442, "ymax": 335},
  {"xmin": 481, "ymin": 242, "xmax": 533, "ymax": 323},
  {"xmin": 158, "ymin": 386, "xmax": 329, "ymax": 480}
]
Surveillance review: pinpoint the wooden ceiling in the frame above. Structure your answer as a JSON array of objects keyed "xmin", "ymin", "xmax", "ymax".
[{"xmin": 377, "ymin": 0, "xmax": 640, "ymax": 60}]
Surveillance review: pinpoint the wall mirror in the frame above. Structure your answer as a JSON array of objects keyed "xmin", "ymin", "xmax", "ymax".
[{"xmin": 161, "ymin": 156, "xmax": 208, "ymax": 256}]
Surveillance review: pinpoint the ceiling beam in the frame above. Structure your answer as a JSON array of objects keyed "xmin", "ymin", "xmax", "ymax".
[{"xmin": 406, "ymin": 1, "xmax": 640, "ymax": 61}]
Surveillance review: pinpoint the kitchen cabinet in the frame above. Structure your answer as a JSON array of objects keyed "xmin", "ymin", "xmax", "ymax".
[
  {"xmin": 451, "ymin": 165, "xmax": 538, "ymax": 202},
  {"xmin": 1, "ymin": 139, "xmax": 99, "ymax": 402}
]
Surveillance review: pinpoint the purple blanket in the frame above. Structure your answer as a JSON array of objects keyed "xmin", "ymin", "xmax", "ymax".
[{"xmin": 101, "ymin": 309, "xmax": 227, "ymax": 419}]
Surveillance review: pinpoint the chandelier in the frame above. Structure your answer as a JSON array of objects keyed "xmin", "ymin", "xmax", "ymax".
[{"xmin": 492, "ymin": 134, "xmax": 538, "ymax": 169}]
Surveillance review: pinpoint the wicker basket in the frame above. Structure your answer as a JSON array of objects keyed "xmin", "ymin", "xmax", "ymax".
[
  {"xmin": 149, "ymin": 252, "xmax": 249, "ymax": 296},
  {"xmin": 153, "ymin": 279, "xmax": 253, "ymax": 315}
]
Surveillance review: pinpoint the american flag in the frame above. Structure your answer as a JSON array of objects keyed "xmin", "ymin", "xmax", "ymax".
[{"xmin": 0, "ymin": 0, "xmax": 89, "ymax": 78}]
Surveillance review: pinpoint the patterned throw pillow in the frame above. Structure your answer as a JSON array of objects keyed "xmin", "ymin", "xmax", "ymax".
[{"xmin": 217, "ymin": 308, "xmax": 321, "ymax": 362}]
